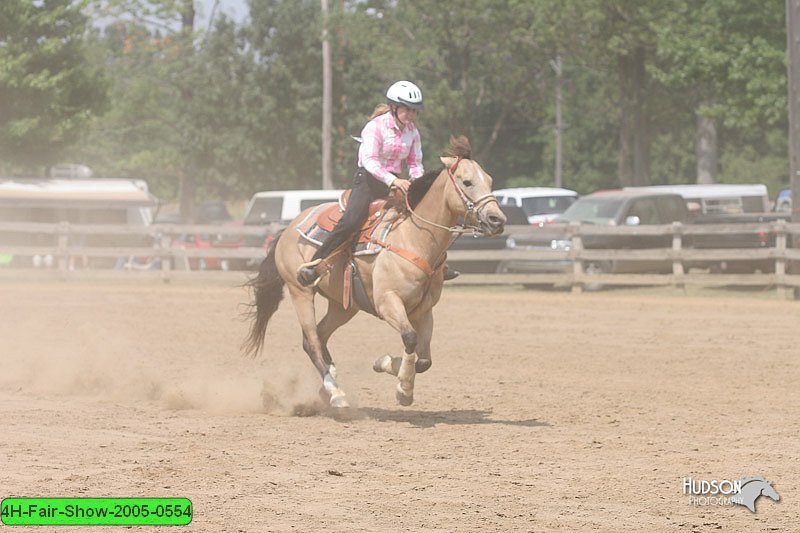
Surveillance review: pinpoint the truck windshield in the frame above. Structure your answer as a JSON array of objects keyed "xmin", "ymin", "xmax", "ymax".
[
  {"xmin": 520, "ymin": 196, "xmax": 576, "ymax": 216},
  {"xmin": 245, "ymin": 197, "xmax": 282, "ymax": 224},
  {"xmin": 559, "ymin": 198, "xmax": 624, "ymax": 224}
]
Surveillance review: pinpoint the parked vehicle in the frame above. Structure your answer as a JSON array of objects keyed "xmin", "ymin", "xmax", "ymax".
[
  {"xmin": 690, "ymin": 212, "xmax": 788, "ymax": 273},
  {"xmin": 493, "ymin": 187, "xmax": 579, "ymax": 225},
  {"xmin": 241, "ymin": 189, "xmax": 343, "ymax": 269},
  {"xmin": 170, "ymin": 231, "xmax": 246, "ymax": 271},
  {"xmin": 775, "ymin": 188, "xmax": 792, "ymax": 213},
  {"xmin": 503, "ymin": 190, "xmax": 691, "ymax": 277},
  {"xmin": 446, "ymin": 205, "xmax": 529, "ymax": 274},
  {"xmin": 624, "ymin": 184, "xmax": 769, "ymax": 214},
  {"xmin": 153, "ymin": 205, "xmax": 249, "ymax": 271},
  {"xmin": 0, "ymin": 177, "xmax": 157, "ymax": 268},
  {"xmin": 503, "ymin": 189, "xmax": 787, "ymax": 279},
  {"xmin": 243, "ymin": 189, "xmax": 344, "ymax": 226},
  {"xmin": 196, "ymin": 201, "xmax": 233, "ymax": 223}
]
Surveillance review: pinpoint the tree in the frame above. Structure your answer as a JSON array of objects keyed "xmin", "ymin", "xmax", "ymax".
[
  {"xmin": 81, "ymin": 0, "xmax": 258, "ymax": 219},
  {"xmin": 331, "ymin": 0, "xmax": 556, "ymax": 183},
  {"xmin": 651, "ymin": 0, "xmax": 787, "ymax": 186},
  {"xmin": 0, "ymin": 0, "xmax": 107, "ymax": 173}
]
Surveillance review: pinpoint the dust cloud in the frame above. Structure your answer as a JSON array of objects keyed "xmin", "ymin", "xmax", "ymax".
[{"xmin": 0, "ymin": 282, "xmax": 323, "ymax": 416}]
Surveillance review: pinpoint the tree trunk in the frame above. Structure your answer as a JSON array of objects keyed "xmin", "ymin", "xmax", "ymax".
[
  {"xmin": 178, "ymin": 169, "xmax": 196, "ymax": 223},
  {"xmin": 617, "ymin": 47, "xmax": 650, "ymax": 186},
  {"xmin": 695, "ymin": 108, "xmax": 718, "ymax": 184},
  {"xmin": 178, "ymin": 0, "xmax": 196, "ymax": 223}
]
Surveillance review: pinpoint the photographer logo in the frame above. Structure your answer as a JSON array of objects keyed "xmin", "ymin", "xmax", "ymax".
[{"xmin": 683, "ymin": 476, "xmax": 780, "ymax": 512}]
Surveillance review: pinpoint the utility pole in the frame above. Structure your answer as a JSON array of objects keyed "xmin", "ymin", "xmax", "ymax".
[
  {"xmin": 787, "ymin": 0, "xmax": 800, "ymax": 297},
  {"xmin": 321, "ymin": 0, "xmax": 333, "ymax": 189},
  {"xmin": 550, "ymin": 56, "xmax": 563, "ymax": 188}
]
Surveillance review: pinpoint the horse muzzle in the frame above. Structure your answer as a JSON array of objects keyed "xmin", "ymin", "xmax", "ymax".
[{"xmin": 479, "ymin": 205, "xmax": 506, "ymax": 236}]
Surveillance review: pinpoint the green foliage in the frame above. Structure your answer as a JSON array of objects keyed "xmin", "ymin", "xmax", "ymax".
[
  {"xmin": 4, "ymin": 0, "xmax": 792, "ymax": 204},
  {"xmin": 0, "ymin": 0, "xmax": 107, "ymax": 172},
  {"xmin": 718, "ymin": 129, "xmax": 789, "ymax": 197},
  {"xmin": 651, "ymin": 0, "xmax": 787, "ymax": 130}
]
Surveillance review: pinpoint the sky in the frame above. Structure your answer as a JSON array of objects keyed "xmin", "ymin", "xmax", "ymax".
[{"xmin": 197, "ymin": 0, "xmax": 250, "ymax": 27}]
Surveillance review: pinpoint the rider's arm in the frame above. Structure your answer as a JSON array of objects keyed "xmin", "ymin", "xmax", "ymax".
[{"xmin": 359, "ymin": 119, "xmax": 397, "ymax": 187}]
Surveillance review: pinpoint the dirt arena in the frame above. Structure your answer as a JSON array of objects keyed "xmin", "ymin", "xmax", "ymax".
[{"xmin": 1, "ymin": 277, "xmax": 798, "ymax": 532}]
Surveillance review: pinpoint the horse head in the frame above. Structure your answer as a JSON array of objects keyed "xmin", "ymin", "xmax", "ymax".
[
  {"xmin": 732, "ymin": 476, "xmax": 781, "ymax": 512},
  {"xmin": 760, "ymin": 480, "xmax": 780, "ymax": 502},
  {"xmin": 439, "ymin": 136, "xmax": 506, "ymax": 236}
]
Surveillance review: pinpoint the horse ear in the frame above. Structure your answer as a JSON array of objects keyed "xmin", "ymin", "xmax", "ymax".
[{"xmin": 440, "ymin": 156, "xmax": 457, "ymax": 168}]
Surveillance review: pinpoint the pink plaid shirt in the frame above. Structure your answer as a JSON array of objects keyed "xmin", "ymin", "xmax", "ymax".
[{"xmin": 358, "ymin": 111, "xmax": 424, "ymax": 186}]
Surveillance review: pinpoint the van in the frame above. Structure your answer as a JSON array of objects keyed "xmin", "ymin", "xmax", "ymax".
[
  {"xmin": 624, "ymin": 184, "xmax": 770, "ymax": 214},
  {"xmin": 492, "ymin": 187, "xmax": 579, "ymax": 224},
  {"xmin": 243, "ymin": 189, "xmax": 345, "ymax": 225}
]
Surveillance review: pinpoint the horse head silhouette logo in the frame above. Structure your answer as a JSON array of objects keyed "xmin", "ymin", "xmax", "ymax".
[{"xmin": 730, "ymin": 476, "xmax": 780, "ymax": 513}]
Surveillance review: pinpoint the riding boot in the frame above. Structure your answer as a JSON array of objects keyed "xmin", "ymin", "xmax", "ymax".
[
  {"xmin": 297, "ymin": 258, "xmax": 323, "ymax": 287},
  {"xmin": 443, "ymin": 264, "xmax": 460, "ymax": 281}
]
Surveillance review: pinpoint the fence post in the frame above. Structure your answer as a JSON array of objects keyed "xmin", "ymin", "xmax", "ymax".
[
  {"xmin": 671, "ymin": 221, "xmax": 685, "ymax": 291},
  {"xmin": 775, "ymin": 219, "xmax": 787, "ymax": 298},
  {"xmin": 159, "ymin": 230, "xmax": 172, "ymax": 283},
  {"xmin": 570, "ymin": 222, "xmax": 583, "ymax": 294},
  {"xmin": 57, "ymin": 221, "xmax": 70, "ymax": 276}
]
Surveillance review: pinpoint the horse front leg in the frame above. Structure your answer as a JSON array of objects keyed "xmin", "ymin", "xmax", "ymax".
[
  {"xmin": 372, "ymin": 309, "xmax": 433, "ymax": 375},
  {"xmin": 375, "ymin": 291, "xmax": 419, "ymax": 406},
  {"xmin": 411, "ymin": 309, "xmax": 433, "ymax": 374}
]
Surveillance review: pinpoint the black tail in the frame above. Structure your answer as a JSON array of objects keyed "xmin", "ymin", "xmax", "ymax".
[{"xmin": 242, "ymin": 230, "xmax": 285, "ymax": 357}]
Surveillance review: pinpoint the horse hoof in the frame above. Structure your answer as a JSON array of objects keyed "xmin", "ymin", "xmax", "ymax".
[
  {"xmin": 330, "ymin": 394, "xmax": 350, "ymax": 409},
  {"xmin": 373, "ymin": 354, "xmax": 392, "ymax": 373},
  {"xmin": 415, "ymin": 358, "xmax": 432, "ymax": 373},
  {"xmin": 373, "ymin": 355, "xmax": 401, "ymax": 375},
  {"xmin": 395, "ymin": 386, "xmax": 414, "ymax": 407}
]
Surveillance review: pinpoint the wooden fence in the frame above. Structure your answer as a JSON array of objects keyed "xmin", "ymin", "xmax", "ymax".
[
  {"xmin": 2, "ymin": 220, "xmax": 800, "ymax": 296},
  {"xmin": 0, "ymin": 221, "xmax": 280, "ymax": 280},
  {"xmin": 448, "ymin": 220, "xmax": 800, "ymax": 297}
]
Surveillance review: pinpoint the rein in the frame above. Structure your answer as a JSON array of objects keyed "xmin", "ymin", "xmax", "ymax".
[{"xmin": 403, "ymin": 158, "xmax": 499, "ymax": 236}]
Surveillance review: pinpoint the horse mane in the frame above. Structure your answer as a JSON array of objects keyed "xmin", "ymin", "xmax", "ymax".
[
  {"xmin": 407, "ymin": 168, "xmax": 440, "ymax": 208},
  {"xmin": 407, "ymin": 136, "xmax": 472, "ymax": 208},
  {"xmin": 443, "ymin": 135, "xmax": 472, "ymax": 160}
]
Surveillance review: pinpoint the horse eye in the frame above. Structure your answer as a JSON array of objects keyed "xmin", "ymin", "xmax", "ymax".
[{"xmin": 463, "ymin": 180, "xmax": 473, "ymax": 187}]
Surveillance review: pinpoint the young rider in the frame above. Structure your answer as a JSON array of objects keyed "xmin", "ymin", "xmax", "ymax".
[{"xmin": 298, "ymin": 80, "xmax": 436, "ymax": 286}]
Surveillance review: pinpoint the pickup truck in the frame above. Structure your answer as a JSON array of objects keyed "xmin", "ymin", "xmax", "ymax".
[
  {"xmin": 502, "ymin": 190, "xmax": 787, "ymax": 276},
  {"xmin": 690, "ymin": 212, "xmax": 789, "ymax": 273}
]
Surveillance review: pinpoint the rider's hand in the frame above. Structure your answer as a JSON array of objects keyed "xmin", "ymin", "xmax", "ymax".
[{"xmin": 392, "ymin": 178, "xmax": 411, "ymax": 194}]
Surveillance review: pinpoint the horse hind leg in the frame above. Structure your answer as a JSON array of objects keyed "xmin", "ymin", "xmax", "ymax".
[
  {"xmin": 288, "ymin": 286, "xmax": 349, "ymax": 408},
  {"xmin": 313, "ymin": 301, "xmax": 357, "ymax": 406}
]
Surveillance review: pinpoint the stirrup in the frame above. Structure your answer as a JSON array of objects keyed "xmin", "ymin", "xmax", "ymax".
[{"xmin": 297, "ymin": 258, "xmax": 323, "ymax": 287}]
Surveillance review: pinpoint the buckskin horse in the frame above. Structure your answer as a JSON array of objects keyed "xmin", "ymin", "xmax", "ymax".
[{"xmin": 243, "ymin": 136, "xmax": 506, "ymax": 408}]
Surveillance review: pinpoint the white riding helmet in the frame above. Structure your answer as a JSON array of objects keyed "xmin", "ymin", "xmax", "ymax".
[{"xmin": 386, "ymin": 81, "xmax": 423, "ymax": 110}]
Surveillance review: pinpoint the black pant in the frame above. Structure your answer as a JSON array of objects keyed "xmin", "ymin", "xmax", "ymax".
[{"xmin": 312, "ymin": 168, "xmax": 390, "ymax": 260}]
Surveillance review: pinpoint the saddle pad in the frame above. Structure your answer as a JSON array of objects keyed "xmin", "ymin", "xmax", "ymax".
[{"xmin": 295, "ymin": 202, "xmax": 396, "ymax": 256}]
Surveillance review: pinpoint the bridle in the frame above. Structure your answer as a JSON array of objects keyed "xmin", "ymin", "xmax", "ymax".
[{"xmin": 403, "ymin": 158, "xmax": 499, "ymax": 236}]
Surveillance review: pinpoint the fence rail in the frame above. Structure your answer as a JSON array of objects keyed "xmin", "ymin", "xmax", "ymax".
[
  {"xmin": 2, "ymin": 220, "xmax": 800, "ymax": 295},
  {"xmin": 0, "ymin": 221, "xmax": 281, "ymax": 278}
]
